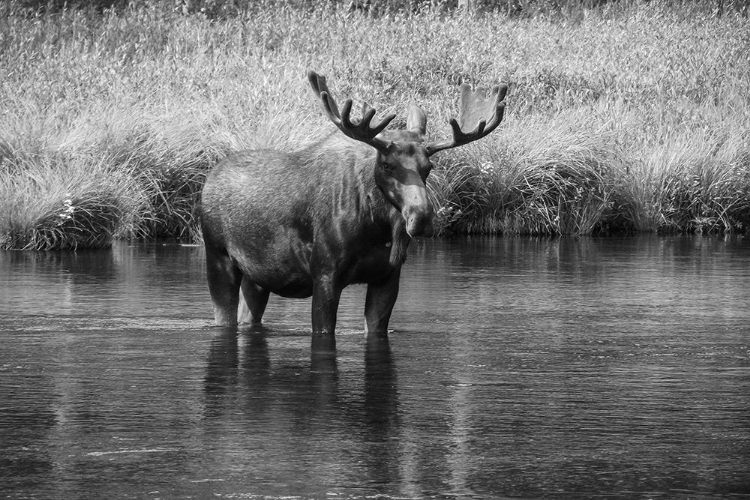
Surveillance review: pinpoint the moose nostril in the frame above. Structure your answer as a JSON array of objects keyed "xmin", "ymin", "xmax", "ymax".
[{"xmin": 405, "ymin": 211, "xmax": 435, "ymax": 238}]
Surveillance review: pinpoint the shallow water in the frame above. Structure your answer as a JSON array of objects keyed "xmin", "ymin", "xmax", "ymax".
[{"xmin": 1, "ymin": 236, "xmax": 749, "ymax": 499}]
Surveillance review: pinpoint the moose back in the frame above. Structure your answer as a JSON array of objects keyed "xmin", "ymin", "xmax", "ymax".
[{"xmin": 200, "ymin": 71, "xmax": 507, "ymax": 344}]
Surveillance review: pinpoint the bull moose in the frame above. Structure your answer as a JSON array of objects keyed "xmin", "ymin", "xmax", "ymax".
[{"xmin": 200, "ymin": 71, "xmax": 507, "ymax": 346}]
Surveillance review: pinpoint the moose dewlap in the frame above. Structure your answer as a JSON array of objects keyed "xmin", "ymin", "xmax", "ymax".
[{"xmin": 200, "ymin": 70, "xmax": 507, "ymax": 344}]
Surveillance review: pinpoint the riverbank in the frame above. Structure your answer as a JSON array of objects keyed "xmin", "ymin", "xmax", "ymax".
[{"xmin": 1, "ymin": 1, "xmax": 748, "ymax": 249}]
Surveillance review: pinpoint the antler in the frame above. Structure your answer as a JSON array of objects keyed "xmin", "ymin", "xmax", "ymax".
[
  {"xmin": 308, "ymin": 71, "xmax": 396, "ymax": 152},
  {"xmin": 426, "ymin": 82, "xmax": 508, "ymax": 156}
]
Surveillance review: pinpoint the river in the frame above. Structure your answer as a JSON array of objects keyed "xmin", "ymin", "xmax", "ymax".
[{"xmin": 1, "ymin": 236, "xmax": 749, "ymax": 499}]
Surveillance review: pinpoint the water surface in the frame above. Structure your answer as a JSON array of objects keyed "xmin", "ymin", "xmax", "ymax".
[{"xmin": 1, "ymin": 236, "xmax": 749, "ymax": 499}]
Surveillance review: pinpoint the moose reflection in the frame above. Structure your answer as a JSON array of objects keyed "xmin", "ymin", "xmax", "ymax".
[
  {"xmin": 200, "ymin": 71, "xmax": 508, "ymax": 346},
  {"xmin": 201, "ymin": 328, "xmax": 402, "ymax": 490}
]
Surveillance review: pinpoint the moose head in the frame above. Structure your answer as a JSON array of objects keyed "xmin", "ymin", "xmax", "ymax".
[{"xmin": 308, "ymin": 70, "xmax": 508, "ymax": 242}]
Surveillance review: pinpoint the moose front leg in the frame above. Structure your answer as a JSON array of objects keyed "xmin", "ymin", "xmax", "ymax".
[
  {"xmin": 311, "ymin": 275, "xmax": 342, "ymax": 337},
  {"xmin": 364, "ymin": 269, "xmax": 401, "ymax": 338}
]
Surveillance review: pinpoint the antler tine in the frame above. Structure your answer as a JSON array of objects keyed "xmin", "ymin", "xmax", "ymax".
[
  {"xmin": 426, "ymin": 82, "xmax": 508, "ymax": 156},
  {"xmin": 308, "ymin": 70, "xmax": 395, "ymax": 152}
]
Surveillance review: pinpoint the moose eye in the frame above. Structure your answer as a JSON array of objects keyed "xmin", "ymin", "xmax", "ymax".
[{"xmin": 381, "ymin": 161, "xmax": 396, "ymax": 174}]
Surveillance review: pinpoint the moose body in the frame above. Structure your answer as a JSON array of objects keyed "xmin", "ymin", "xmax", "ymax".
[
  {"xmin": 200, "ymin": 71, "xmax": 507, "ymax": 344},
  {"xmin": 201, "ymin": 133, "xmax": 419, "ymax": 335}
]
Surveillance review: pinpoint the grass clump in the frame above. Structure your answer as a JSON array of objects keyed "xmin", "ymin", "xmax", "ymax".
[
  {"xmin": 0, "ymin": 152, "xmax": 146, "ymax": 250},
  {"xmin": 623, "ymin": 130, "xmax": 750, "ymax": 233},
  {"xmin": 429, "ymin": 113, "xmax": 620, "ymax": 236},
  {"xmin": 0, "ymin": 0, "xmax": 748, "ymax": 248}
]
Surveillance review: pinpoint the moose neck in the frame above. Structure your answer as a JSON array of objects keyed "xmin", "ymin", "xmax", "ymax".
[
  {"xmin": 365, "ymin": 153, "xmax": 411, "ymax": 267},
  {"xmin": 313, "ymin": 135, "xmax": 410, "ymax": 266},
  {"xmin": 367, "ymin": 180, "xmax": 410, "ymax": 267}
]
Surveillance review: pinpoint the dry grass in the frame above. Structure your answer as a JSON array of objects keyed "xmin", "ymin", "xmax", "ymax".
[
  {"xmin": 0, "ymin": 152, "xmax": 147, "ymax": 250},
  {"xmin": 0, "ymin": 0, "xmax": 748, "ymax": 248}
]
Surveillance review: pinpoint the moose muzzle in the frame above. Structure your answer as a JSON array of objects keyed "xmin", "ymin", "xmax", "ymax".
[{"xmin": 401, "ymin": 187, "xmax": 436, "ymax": 238}]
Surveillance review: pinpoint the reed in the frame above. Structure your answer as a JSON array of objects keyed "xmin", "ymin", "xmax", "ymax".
[{"xmin": 0, "ymin": 0, "xmax": 748, "ymax": 249}]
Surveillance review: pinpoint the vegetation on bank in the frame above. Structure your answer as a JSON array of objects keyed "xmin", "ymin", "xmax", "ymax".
[{"xmin": 0, "ymin": 0, "xmax": 748, "ymax": 249}]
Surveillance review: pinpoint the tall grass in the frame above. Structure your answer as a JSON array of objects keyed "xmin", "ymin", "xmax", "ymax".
[
  {"xmin": 428, "ymin": 111, "xmax": 621, "ymax": 235},
  {"xmin": 0, "ymin": 151, "xmax": 146, "ymax": 249},
  {"xmin": 0, "ymin": 0, "xmax": 748, "ymax": 248}
]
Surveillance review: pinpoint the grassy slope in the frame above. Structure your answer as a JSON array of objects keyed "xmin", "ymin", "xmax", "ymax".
[{"xmin": 0, "ymin": 1, "xmax": 748, "ymax": 249}]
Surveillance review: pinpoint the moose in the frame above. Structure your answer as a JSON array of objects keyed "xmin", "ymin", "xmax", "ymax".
[{"xmin": 200, "ymin": 71, "xmax": 507, "ymax": 346}]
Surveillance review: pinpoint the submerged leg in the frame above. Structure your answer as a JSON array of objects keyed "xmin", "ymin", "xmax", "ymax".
[
  {"xmin": 205, "ymin": 246, "xmax": 243, "ymax": 327},
  {"xmin": 311, "ymin": 275, "xmax": 342, "ymax": 341},
  {"xmin": 239, "ymin": 278, "xmax": 270, "ymax": 325},
  {"xmin": 364, "ymin": 269, "xmax": 401, "ymax": 338}
]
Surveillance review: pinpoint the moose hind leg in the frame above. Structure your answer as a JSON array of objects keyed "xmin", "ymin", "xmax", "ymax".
[
  {"xmin": 239, "ymin": 278, "xmax": 270, "ymax": 325},
  {"xmin": 364, "ymin": 269, "xmax": 401, "ymax": 338},
  {"xmin": 205, "ymin": 247, "xmax": 243, "ymax": 327}
]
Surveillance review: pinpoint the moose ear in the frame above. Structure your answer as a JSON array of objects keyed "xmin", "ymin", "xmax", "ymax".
[{"xmin": 406, "ymin": 105, "xmax": 427, "ymax": 136}]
